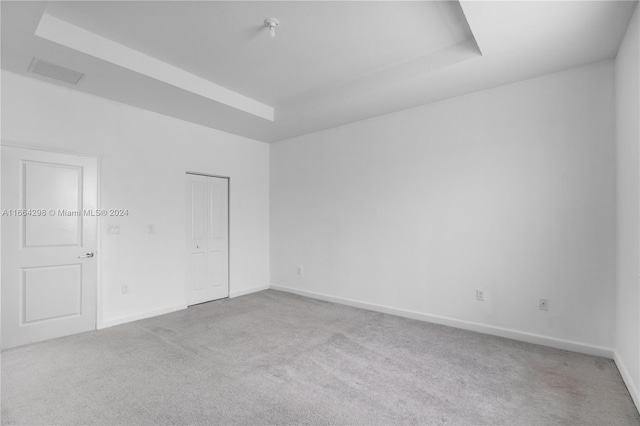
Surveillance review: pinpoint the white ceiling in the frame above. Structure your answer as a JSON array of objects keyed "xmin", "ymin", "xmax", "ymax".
[
  {"xmin": 45, "ymin": 1, "xmax": 473, "ymax": 105},
  {"xmin": 1, "ymin": 1, "xmax": 637, "ymax": 143}
]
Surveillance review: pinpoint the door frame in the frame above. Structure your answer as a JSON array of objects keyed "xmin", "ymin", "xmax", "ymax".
[
  {"xmin": 185, "ymin": 171, "xmax": 231, "ymax": 305},
  {"xmin": 1, "ymin": 141, "xmax": 104, "ymax": 331}
]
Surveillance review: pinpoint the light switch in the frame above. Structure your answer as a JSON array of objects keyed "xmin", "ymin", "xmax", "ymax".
[{"xmin": 148, "ymin": 224, "xmax": 156, "ymax": 234}]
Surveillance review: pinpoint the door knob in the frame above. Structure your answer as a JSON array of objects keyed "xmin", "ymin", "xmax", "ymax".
[{"xmin": 78, "ymin": 252, "xmax": 95, "ymax": 259}]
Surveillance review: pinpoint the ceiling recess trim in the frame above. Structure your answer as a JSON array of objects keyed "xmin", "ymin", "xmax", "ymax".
[{"xmin": 35, "ymin": 13, "xmax": 275, "ymax": 121}]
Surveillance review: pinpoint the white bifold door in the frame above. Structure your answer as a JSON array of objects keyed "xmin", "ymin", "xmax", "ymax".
[
  {"xmin": 1, "ymin": 147, "xmax": 98, "ymax": 349},
  {"xmin": 186, "ymin": 174, "xmax": 229, "ymax": 305}
]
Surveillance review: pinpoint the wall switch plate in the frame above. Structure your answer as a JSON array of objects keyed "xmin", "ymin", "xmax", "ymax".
[
  {"xmin": 539, "ymin": 298, "xmax": 549, "ymax": 311},
  {"xmin": 122, "ymin": 284, "xmax": 129, "ymax": 295},
  {"xmin": 148, "ymin": 224, "xmax": 156, "ymax": 234},
  {"xmin": 297, "ymin": 265, "xmax": 303, "ymax": 275},
  {"xmin": 476, "ymin": 289, "xmax": 485, "ymax": 301},
  {"xmin": 108, "ymin": 224, "xmax": 120, "ymax": 234}
]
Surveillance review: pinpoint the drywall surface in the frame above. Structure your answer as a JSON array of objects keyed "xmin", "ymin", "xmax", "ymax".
[
  {"xmin": 271, "ymin": 61, "xmax": 616, "ymax": 351},
  {"xmin": 615, "ymin": 4, "xmax": 640, "ymax": 407},
  {"xmin": 1, "ymin": 71, "xmax": 270, "ymax": 326}
]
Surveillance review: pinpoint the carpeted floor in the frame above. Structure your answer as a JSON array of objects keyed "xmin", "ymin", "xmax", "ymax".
[{"xmin": 1, "ymin": 289, "xmax": 638, "ymax": 425}]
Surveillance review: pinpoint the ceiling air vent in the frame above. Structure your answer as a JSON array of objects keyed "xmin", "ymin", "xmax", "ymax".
[{"xmin": 28, "ymin": 58, "xmax": 85, "ymax": 85}]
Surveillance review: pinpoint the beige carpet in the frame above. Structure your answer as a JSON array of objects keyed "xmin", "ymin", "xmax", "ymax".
[{"xmin": 2, "ymin": 290, "xmax": 639, "ymax": 425}]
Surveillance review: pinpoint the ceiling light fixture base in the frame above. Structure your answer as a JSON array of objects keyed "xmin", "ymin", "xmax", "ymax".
[{"xmin": 264, "ymin": 18, "xmax": 279, "ymax": 38}]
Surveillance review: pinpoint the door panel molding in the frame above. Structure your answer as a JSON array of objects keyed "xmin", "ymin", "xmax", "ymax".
[
  {"xmin": 1, "ymin": 146, "xmax": 98, "ymax": 349},
  {"xmin": 185, "ymin": 173, "xmax": 229, "ymax": 306}
]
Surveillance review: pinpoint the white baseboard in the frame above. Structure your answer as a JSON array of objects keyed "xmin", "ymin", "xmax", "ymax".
[
  {"xmin": 98, "ymin": 286, "xmax": 269, "ymax": 329},
  {"xmin": 230, "ymin": 285, "xmax": 269, "ymax": 299},
  {"xmin": 614, "ymin": 351, "xmax": 640, "ymax": 414},
  {"xmin": 99, "ymin": 303, "xmax": 187, "ymax": 329},
  {"xmin": 270, "ymin": 284, "xmax": 614, "ymax": 359}
]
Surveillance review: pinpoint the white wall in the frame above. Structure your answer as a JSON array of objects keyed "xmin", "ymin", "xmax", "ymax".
[
  {"xmin": 271, "ymin": 61, "xmax": 616, "ymax": 355},
  {"xmin": 615, "ymin": 4, "xmax": 640, "ymax": 408},
  {"xmin": 1, "ymin": 71, "xmax": 270, "ymax": 326}
]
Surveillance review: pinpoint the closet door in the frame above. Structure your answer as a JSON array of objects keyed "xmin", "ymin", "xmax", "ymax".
[{"xmin": 186, "ymin": 174, "xmax": 229, "ymax": 305}]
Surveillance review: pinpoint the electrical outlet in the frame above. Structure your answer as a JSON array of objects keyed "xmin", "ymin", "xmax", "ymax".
[
  {"xmin": 108, "ymin": 224, "xmax": 120, "ymax": 234},
  {"xmin": 539, "ymin": 298, "xmax": 548, "ymax": 311},
  {"xmin": 297, "ymin": 265, "xmax": 303, "ymax": 275},
  {"xmin": 476, "ymin": 289, "xmax": 485, "ymax": 301},
  {"xmin": 122, "ymin": 284, "xmax": 129, "ymax": 295}
]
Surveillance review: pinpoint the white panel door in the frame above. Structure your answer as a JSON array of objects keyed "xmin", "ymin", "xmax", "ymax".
[
  {"xmin": 186, "ymin": 174, "xmax": 229, "ymax": 305},
  {"xmin": 1, "ymin": 147, "xmax": 98, "ymax": 349}
]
